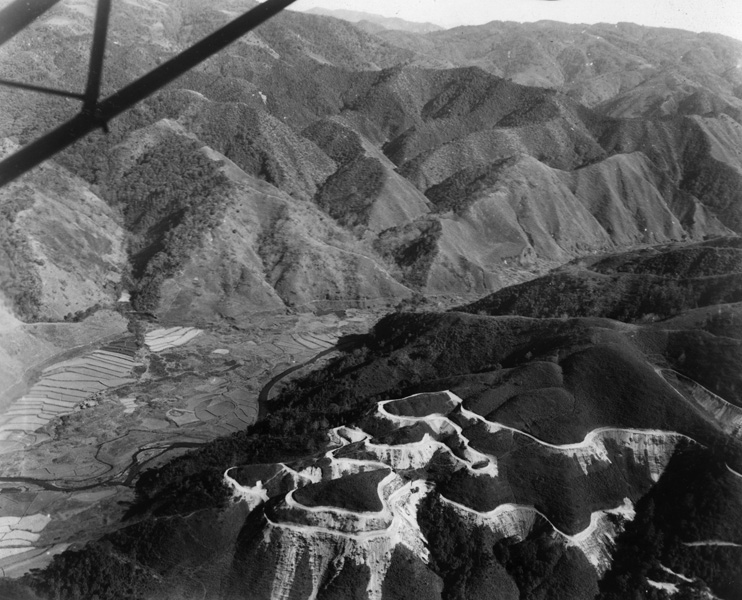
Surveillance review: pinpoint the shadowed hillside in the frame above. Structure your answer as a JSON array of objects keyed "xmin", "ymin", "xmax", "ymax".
[{"xmin": 456, "ymin": 237, "xmax": 742, "ymax": 323}]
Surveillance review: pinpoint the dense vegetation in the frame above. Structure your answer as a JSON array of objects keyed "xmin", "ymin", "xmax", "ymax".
[
  {"xmin": 293, "ymin": 468, "xmax": 388, "ymax": 511},
  {"xmin": 457, "ymin": 239, "xmax": 742, "ymax": 323},
  {"xmin": 374, "ymin": 220, "xmax": 442, "ymax": 289},
  {"xmin": 183, "ymin": 104, "xmax": 287, "ymax": 189},
  {"xmin": 110, "ymin": 134, "xmax": 230, "ymax": 311},
  {"xmin": 425, "ymin": 158, "xmax": 512, "ymax": 214},
  {"xmin": 494, "ymin": 526, "xmax": 599, "ymax": 600},
  {"xmin": 302, "ymin": 119, "xmax": 365, "ymax": 166},
  {"xmin": 0, "ymin": 192, "xmax": 42, "ymax": 319},
  {"xmin": 419, "ymin": 492, "xmax": 513, "ymax": 600},
  {"xmin": 315, "ymin": 156, "xmax": 386, "ymax": 228},
  {"xmin": 593, "ymin": 245, "xmax": 742, "ymax": 279},
  {"xmin": 419, "ymin": 492, "xmax": 598, "ymax": 600},
  {"xmin": 599, "ymin": 444, "xmax": 742, "ymax": 599},
  {"xmin": 27, "ymin": 542, "xmax": 159, "ymax": 600}
]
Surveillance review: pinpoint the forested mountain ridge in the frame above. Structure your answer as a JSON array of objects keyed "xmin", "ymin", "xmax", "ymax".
[{"xmin": 1, "ymin": 0, "xmax": 741, "ymax": 320}]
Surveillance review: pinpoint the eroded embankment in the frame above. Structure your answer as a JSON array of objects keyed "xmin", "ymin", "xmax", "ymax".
[{"xmin": 223, "ymin": 390, "xmax": 693, "ymax": 598}]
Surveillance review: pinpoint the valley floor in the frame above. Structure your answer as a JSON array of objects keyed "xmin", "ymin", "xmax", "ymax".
[{"xmin": 0, "ymin": 305, "xmax": 388, "ymax": 578}]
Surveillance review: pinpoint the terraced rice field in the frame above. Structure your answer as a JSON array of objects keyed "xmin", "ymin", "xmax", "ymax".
[
  {"xmin": 164, "ymin": 329, "xmax": 338, "ymax": 435},
  {"xmin": 0, "ymin": 339, "xmax": 139, "ymax": 453},
  {"xmin": 0, "ymin": 312, "xmax": 363, "ymax": 578},
  {"xmin": 0, "ymin": 509, "xmax": 70, "ymax": 578},
  {"xmin": 145, "ymin": 327, "xmax": 201, "ymax": 352},
  {"xmin": 170, "ymin": 379, "xmax": 258, "ymax": 435},
  {"xmin": 0, "ymin": 514, "xmax": 51, "ymax": 561}
]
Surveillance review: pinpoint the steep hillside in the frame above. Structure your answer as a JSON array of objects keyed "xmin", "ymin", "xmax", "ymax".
[
  {"xmin": 597, "ymin": 115, "xmax": 742, "ymax": 233},
  {"xmin": 456, "ymin": 237, "xmax": 742, "ymax": 323},
  {"xmin": 108, "ymin": 119, "xmax": 413, "ymax": 316},
  {"xmin": 0, "ymin": 304, "xmax": 129, "ymax": 421},
  {"xmin": 305, "ymin": 119, "xmax": 432, "ymax": 233},
  {"xmin": 0, "ymin": 141, "xmax": 126, "ymax": 321},
  {"xmin": 12, "ymin": 242, "xmax": 742, "ymax": 598},
  {"xmin": 2, "ymin": 1, "xmax": 742, "ymax": 319}
]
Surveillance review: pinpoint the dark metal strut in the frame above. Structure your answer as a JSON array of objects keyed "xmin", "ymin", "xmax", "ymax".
[
  {"xmin": 0, "ymin": 0, "xmax": 298, "ymax": 187},
  {"xmin": 0, "ymin": 0, "xmax": 64, "ymax": 47},
  {"xmin": 0, "ymin": 78, "xmax": 84, "ymax": 99},
  {"xmin": 82, "ymin": 0, "xmax": 112, "ymax": 119}
]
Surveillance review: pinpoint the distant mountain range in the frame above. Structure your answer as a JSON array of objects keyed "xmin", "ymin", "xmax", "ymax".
[
  {"xmin": 305, "ymin": 7, "xmax": 444, "ymax": 34},
  {"xmin": 1, "ymin": 2, "xmax": 742, "ymax": 598}
]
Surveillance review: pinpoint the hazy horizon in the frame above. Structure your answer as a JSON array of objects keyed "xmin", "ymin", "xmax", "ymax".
[{"xmin": 292, "ymin": 0, "xmax": 742, "ymax": 40}]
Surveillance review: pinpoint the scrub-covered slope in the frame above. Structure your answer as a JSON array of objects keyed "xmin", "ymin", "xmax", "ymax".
[
  {"xmin": 2, "ymin": 1, "xmax": 742, "ymax": 319},
  {"xmin": 379, "ymin": 21, "xmax": 742, "ymax": 113}
]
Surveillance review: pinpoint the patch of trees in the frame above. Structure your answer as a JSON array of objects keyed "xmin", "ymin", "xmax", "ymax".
[
  {"xmin": 457, "ymin": 268, "xmax": 742, "ymax": 323},
  {"xmin": 418, "ymin": 492, "xmax": 504, "ymax": 600},
  {"xmin": 190, "ymin": 105, "xmax": 286, "ymax": 188},
  {"xmin": 380, "ymin": 545, "xmax": 445, "ymax": 600},
  {"xmin": 315, "ymin": 156, "xmax": 386, "ymax": 228},
  {"xmin": 56, "ymin": 91, "xmax": 212, "ymax": 189},
  {"xmin": 63, "ymin": 303, "xmax": 103, "ymax": 323},
  {"xmin": 302, "ymin": 120, "xmax": 365, "ymax": 166},
  {"xmin": 418, "ymin": 491, "xmax": 597, "ymax": 599},
  {"xmin": 0, "ymin": 579, "xmax": 41, "ymax": 600},
  {"xmin": 393, "ymin": 291, "xmax": 431, "ymax": 313},
  {"xmin": 56, "ymin": 130, "xmax": 120, "ymax": 189},
  {"xmin": 493, "ymin": 525, "xmax": 598, "ymax": 600},
  {"xmin": 596, "ymin": 246, "xmax": 742, "ymax": 279},
  {"xmin": 701, "ymin": 307, "xmax": 742, "ymax": 339},
  {"xmin": 110, "ymin": 133, "xmax": 230, "ymax": 311},
  {"xmin": 418, "ymin": 67, "xmax": 551, "ymax": 128},
  {"xmin": 0, "ymin": 186, "xmax": 43, "ymax": 320},
  {"xmin": 374, "ymin": 220, "xmax": 442, "ymax": 290},
  {"xmin": 293, "ymin": 468, "xmax": 388, "ymax": 512},
  {"xmin": 664, "ymin": 328, "xmax": 742, "ymax": 408},
  {"xmin": 599, "ymin": 444, "xmax": 742, "ymax": 600},
  {"xmin": 425, "ymin": 159, "xmax": 512, "ymax": 214},
  {"xmin": 25, "ymin": 541, "xmax": 158, "ymax": 600},
  {"xmin": 317, "ymin": 559, "xmax": 372, "ymax": 600},
  {"xmin": 0, "ymin": 224, "xmax": 42, "ymax": 320}
]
